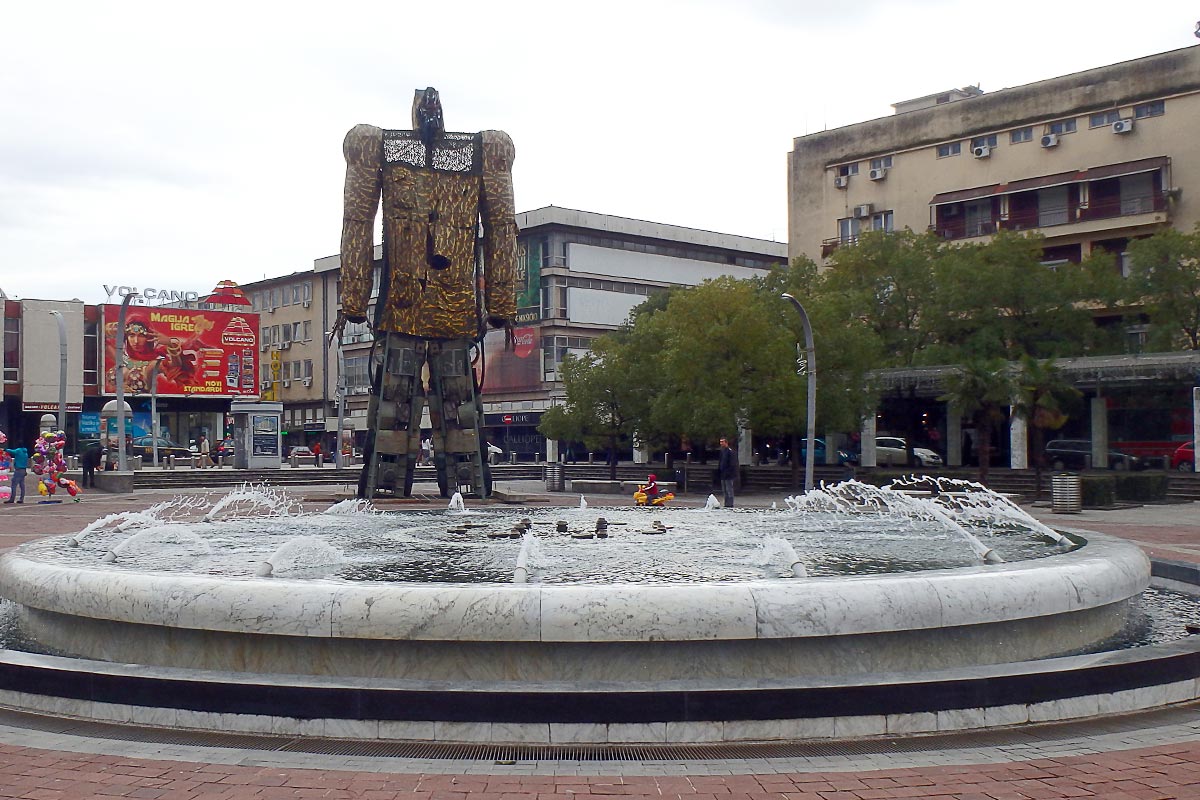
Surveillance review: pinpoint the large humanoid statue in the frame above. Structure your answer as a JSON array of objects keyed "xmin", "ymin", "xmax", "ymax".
[{"xmin": 339, "ymin": 88, "xmax": 517, "ymax": 498}]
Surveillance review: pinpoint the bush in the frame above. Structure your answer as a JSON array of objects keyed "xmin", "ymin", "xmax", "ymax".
[
  {"xmin": 1081, "ymin": 475, "xmax": 1115, "ymax": 508},
  {"xmin": 1113, "ymin": 472, "xmax": 1168, "ymax": 502}
]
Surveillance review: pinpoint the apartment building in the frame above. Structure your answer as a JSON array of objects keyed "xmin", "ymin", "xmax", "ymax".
[
  {"xmin": 786, "ymin": 45, "xmax": 1200, "ymax": 465},
  {"xmin": 788, "ymin": 45, "xmax": 1200, "ymax": 269}
]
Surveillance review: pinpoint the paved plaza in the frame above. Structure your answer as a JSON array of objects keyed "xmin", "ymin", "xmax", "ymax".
[{"xmin": 2, "ymin": 479, "xmax": 1200, "ymax": 798}]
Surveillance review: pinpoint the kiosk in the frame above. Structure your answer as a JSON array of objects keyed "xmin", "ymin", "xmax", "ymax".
[{"xmin": 229, "ymin": 400, "xmax": 283, "ymax": 470}]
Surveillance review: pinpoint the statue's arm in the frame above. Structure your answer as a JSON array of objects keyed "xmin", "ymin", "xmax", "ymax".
[
  {"xmin": 479, "ymin": 130, "xmax": 518, "ymax": 326},
  {"xmin": 340, "ymin": 124, "xmax": 383, "ymax": 324}
]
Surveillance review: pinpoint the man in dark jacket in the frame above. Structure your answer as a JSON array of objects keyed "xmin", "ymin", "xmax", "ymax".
[
  {"xmin": 81, "ymin": 442, "xmax": 102, "ymax": 488},
  {"xmin": 718, "ymin": 436, "xmax": 737, "ymax": 508}
]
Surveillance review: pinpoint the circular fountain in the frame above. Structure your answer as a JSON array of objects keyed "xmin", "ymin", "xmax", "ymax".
[{"xmin": 0, "ymin": 480, "xmax": 1189, "ymax": 745}]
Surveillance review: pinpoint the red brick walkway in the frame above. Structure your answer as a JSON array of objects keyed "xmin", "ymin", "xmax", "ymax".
[{"xmin": 3, "ymin": 741, "xmax": 1200, "ymax": 799}]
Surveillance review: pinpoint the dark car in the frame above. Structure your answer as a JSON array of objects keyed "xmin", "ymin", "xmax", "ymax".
[
  {"xmin": 1044, "ymin": 439, "xmax": 1142, "ymax": 471},
  {"xmin": 1172, "ymin": 441, "xmax": 1195, "ymax": 472},
  {"xmin": 798, "ymin": 438, "xmax": 855, "ymax": 465},
  {"xmin": 130, "ymin": 435, "xmax": 192, "ymax": 460}
]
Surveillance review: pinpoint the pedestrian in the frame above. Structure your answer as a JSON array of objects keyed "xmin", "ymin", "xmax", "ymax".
[
  {"xmin": 421, "ymin": 437, "xmax": 432, "ymax": 466},
  {"xmin": 718, "ymin": 436, "xmax": 737, "ymax": 508},
  {"xmin": 198, "ymin": 435, "xmax": 212, "ymax": 468},
  {"xmin": 4, "ymin": 444, "xmax": 29, "ymax": 504},
  {"xmin": 81, "ymin": 442, "xmax": 101, "ymax": 488},
  {"xmin": 311, "ymin": 441, "xmax": 322, "ymax": 465}
]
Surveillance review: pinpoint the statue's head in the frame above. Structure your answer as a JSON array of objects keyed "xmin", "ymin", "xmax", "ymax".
[{"xmin": 412, "ymin": 87, "xmax": 444, "ymax": 145}]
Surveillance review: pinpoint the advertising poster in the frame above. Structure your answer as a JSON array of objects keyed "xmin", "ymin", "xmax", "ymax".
[
  {"xmin": 252, "ymin": 414, "xmax": 280, "ymax": 457},
  {"xmin": 479, "ymin": 327, "xmax": 542, "ymax": 393},
  {"xmin": 102, "ymin": 306, "xmax": 259, "ymax": 397}
]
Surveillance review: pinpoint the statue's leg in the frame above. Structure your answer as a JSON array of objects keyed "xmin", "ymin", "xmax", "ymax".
[
  {"xmin": 427, "ymin": 338, "xmax": 490, "ymax": 499},
  {"xmin": 359, "ymin": 333, "xmax": 425, "ymax": 499}
]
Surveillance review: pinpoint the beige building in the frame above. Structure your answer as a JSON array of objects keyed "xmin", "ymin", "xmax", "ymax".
[{"xmin": 788, "ymin": 45, "xmax": 1200, "ymax": 268}]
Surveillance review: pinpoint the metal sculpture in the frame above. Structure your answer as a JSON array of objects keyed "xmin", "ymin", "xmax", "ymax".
[{"xmin": 339, "ymin": 88, "xmax": 517, "ymax": 498}]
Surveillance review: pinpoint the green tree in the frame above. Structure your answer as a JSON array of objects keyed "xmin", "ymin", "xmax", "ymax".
[
  {"xmin": 929, "ymin": 231, "xmax": 1097, "ymax": 361},
  {"xmin": 1126, "ymin": 225, "xmax": 1200, "ymax": 350},
  {"xmin": 938, "ymin": 359, "xmax": 1016, "ymax": 485}
]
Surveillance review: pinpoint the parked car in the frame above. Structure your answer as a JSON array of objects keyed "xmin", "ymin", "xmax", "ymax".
[
  {"xmin": 1171, "ymin": 441, "xmax": 1195, "ymax": 472},
  {"xmin": 1044, "ymin": 439, "xmax": 1143, "ymax": 471},
  {"xmin": 874, "ymin": 436, "xmax": 943, "ymax": 468},
  {"xmin": 284, "ymin": 445, "xmax": 313, "ymax": 461},
  {"xmin": 797, "ymin": 438, "xmax": 854, "ymax": 465},
  {"xmin": 130, "ymin": 435, "xmax": 192, "ymax": 460}
]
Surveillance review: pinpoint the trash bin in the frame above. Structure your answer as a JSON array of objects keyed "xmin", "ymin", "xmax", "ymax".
[
  {"xmin": 1051, "ymin": 474, "xmax": 1082, "ymax": 514},
  {"xmin": 545, "ymin": 463, "xmax": 565, "ymax": 492}
]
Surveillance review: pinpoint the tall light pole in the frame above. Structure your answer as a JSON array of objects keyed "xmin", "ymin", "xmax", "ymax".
[
  {"xmin": 782, "ymin": 293, "xmax": 817, "ymax": 492},
  {"xmin": 48, "ymin": 310, "xmax": 67, "ymax": 432},
  {"xmin": 115, "ymin": 292, "xmax": 140, "ymax": 472},
  {"xmin": 327, "ymin": 329, "xmax": 347, "ymax": 468},
  {"xmin": 148, "ymin": 357, "xmax": 164, "ymax": 467}
]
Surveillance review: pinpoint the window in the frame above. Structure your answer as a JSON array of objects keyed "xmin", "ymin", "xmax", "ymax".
[
  {"xmin": 303, "ymin": 282, "xmax": 313, "ymax": 303},
  {"xmin": 84, "ymin": 322, "xmax": 98, "ymax": 385},
  {"xmin": 303, "ymin": 320, "xmax": 312, "ymax": 341},
  {"xmin": 970, "ymin": 134, "xmax": 997, "ymax": 149},
  {"xmin": 4, "ymin": 317, "xmax": 20, "ymax": 383},
  {"xmin": 871, "ymin": 211, "xmax": 894, "ymax": 233},
  {"xmin": 837, "ymin": 217, "xmax": 861, "ymax": 244},
  {"xmin": 837, "ymin": 163, "xmax": 859, "ymax": 177},
  {"xmin": 271, "ymin": 288, "xmax": 281, "ymax": 308},
  {"xmin": 1047, "ymin": 119, "xmax": 1077, "ymax": 135},
  {"xmin": 1010, "ymin": 127, "xmax": 1033, "ymax": 144},
  {"xmin": 251, "ymin": 293, "xmax": 261, "ymax": 311},
  {"xmin": 282, "ymin": 362, "xmax": 292, "ymax": 381},
  {"xmin": 344, "ymin": 356, "xmax": 370, "ymax": 391},
  {"xmin": 292, "ymin": 285, "xmax": 301, "ymax": 304},
  {"xmin": 936, "ymin": 142, "xmax": 962, "ymax": 158},
  {"xmin": 272, "ymin": 324, "xmax": 281, "ymax": 345},
  {"xmin": 964, "ymin": 199, "xmax": 994, "ymax": 237},
  {"xmin": 292, "ymin": 322, "xmax": 302, "ymax": 342},
  {"xmin": 1133, "ymin": 100, "xmax": 1164, "ymax": 119},
  {"xmin": 303, "ymin": 360, "xmax": 313, "ymax": 379},
  {"xmin": 1089, "ymin": 110, "xmax": 1122, "ymax": 128},
  {"xmin": 870, "ymin": 155, "xmax": 893, "ymax": 170}
]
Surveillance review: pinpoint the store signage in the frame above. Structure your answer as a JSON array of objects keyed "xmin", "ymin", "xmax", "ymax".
[
  {"xmin": 104, "ymin": 285, "xmax": 200, "ymax": 304},
  {"xmin": 22, "ymin": 402, "xmax": 82, "ymax": 413},
  {"xmin": 485, "ymin": 412, "xmax": 542, "ymax": 426}
]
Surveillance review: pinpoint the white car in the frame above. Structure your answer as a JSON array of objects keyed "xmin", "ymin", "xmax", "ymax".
[{"xmin": 874, "ymin": 436, "xmax": 943, "ymax": 468}]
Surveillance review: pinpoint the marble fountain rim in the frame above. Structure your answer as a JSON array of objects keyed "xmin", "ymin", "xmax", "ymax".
[{"xmin": 0, "ymin": 532, "xmax": 1149, "ymax": 643}]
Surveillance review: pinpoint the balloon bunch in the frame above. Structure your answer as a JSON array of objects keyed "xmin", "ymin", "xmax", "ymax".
[
  {"xmin": 32, "ymin": 430, "xmax": 80, "ymax": 500},
  {"xmin": 0, "ymin": 431, "xmax": 9, "ymax": 501}
]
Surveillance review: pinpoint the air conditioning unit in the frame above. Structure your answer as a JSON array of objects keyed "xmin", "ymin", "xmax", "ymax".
[
  {"xmin": 302, "ymin": 299, "xmax": 312, "ymax": 308},
  {"xmin": 852, "ymin": 203, "xmax": 873, "ymax": 219},
  {"xmin": 833, "ymin": 175, "xmax": 849, "ymax": 189},
  {"xmin": 260, "ymin": 342, "xmax": 270, "ymax": 351},
  {"xmin": 868, "ymin": 167, "xmax": 887, "ymax": 181},
  {"xmin": 972, "ymin": 145, "xmax": 991, "ymax": 159},
  {"xmin": 1112, "ymin": 118, "xmax": 1134, "ymax": 134},
  {"xmin": 260, "ymin": 379, "xmax": 271, "ymax": 390},
  {"xmin": 282, "ymin": 380, "xmax": 291, "ymax": 388},
  {"xmin": 302, "ymin": 377, "xmax": 312, "ymax": 387},
  {"xmin": 280, "ymin": 341, "xmax": 291, "ymax": 350},
  {"xmin": 1040, "ymin": 133, "xmax": 1059, "ymax": 148},
  {"xmin": 267, "ymin": 307, "xmax": 275, "ymax": 314}
]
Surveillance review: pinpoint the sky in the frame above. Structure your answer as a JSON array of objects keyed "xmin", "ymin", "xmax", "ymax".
[{"xmin": 2, "ymin": 1, "xmax": 1197, "ymax": 304}]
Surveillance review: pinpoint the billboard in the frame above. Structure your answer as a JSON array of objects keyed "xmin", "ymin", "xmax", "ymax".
[
  {"xmin": 479, "ymin": 326, "xmax": 542, "ymax": 393},
  {"xmin": 102, "ymin": 305, "xmax": 259, "ymax": 397}
]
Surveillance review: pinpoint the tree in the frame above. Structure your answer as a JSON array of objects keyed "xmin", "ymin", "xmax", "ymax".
[
  {"xmin": 535, "ymin": 336, "xmax": 642, "ymax": 480},
  {"xmin": 938, "ymin": 359, "xmax": 1016, "ymax": 485},
  {"xmin": 929, "ymin": 231, "xmax": 1098, "ymax": 362},
  {"xmin": 1126, "ymin": 225, "xmax": 1200, "ymax": 350},
  {"xmin": 1011, "ymin": 357, "xmax": 1081, "ymax": 498}
]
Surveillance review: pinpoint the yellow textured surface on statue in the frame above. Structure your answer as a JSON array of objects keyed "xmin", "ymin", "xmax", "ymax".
[
  {"xmin": 340, "ymin": 89, "xmax": 517, "ymax": 336},
  {"xmin": 339, "ymin": 88, "xmax": 517, "ymax": 499}
]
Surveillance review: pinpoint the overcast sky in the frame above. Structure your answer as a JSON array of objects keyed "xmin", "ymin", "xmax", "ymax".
[{"xmin": 2, "ymin": 1, "xmax": 1196, "ymax": 304}]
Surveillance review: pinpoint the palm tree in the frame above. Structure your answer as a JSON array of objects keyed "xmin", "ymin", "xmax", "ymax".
[
  {"xmin": 939, "ymin": 359, "xmax": 1017, "ymax": 485},
  {"xmin": 1012, "ymin": 357, "xmax": 1081, "ymax": 499}
]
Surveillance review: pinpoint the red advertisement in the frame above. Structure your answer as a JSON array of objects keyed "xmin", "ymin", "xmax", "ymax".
[
  {"xmin": 479, "ymin": 327, "xmax": 542, "ymax": 393},
  {"xmin": 102, "ymin": 305, "xmax": 260, "ymax": 397}
]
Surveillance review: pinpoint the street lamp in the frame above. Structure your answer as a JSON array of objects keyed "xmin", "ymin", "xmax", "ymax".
[
  {"xmin": 148, "ymin": 357, "xmax": 164, "ymax": 467},
  {"xmin": 781, "ymin": 293, "xmax": 817, "ymax": 493},
  {"xmin": 326, "ymin": 329, "xmax": 347, "ymax": 468},
  {"xmin": 48, "ymin": 310, "xmax": 67, "ymax": 432},
  {"xmin": 115, "ymin": 292, "xmax": 141, "ymax": 472}
]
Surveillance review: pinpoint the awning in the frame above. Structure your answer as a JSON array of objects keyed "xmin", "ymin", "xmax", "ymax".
[{"xmin": 930, "ymin": 156, "xmax": 1169, "ymax": 206}]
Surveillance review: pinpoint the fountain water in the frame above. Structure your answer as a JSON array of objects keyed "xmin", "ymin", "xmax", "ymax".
[
  {"xmin": 447, "ymin": 492, "xmax": 466, "ymax": 512},
  {"xmin": 758, "ymin": 537, "xmax": 807, "ymax": 578},
  {"xmin": 704, "ymin": 494, "xmax": 720, "ymax": 510},
  {"xmin": 202, "ymin": 483, "xmax": 299, "ymax": 522}
]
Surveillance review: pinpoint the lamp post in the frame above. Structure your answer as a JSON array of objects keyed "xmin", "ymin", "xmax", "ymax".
[
  {"xmin": 115, "ymin": 292, "xmax": 140, "ymax": 472},
  {"xmin": 781, "ymin": 293, "xmax": 817, "ymax": 493},
  {"xmin": 326, "ymin": 330, "xmax": 347, "ymax": 468},
  {"xmin": 148, "ymin": 357, "xmax": 164, "ymax": 467},
  {"xmin": 48, "ymin": 310, "xmax": 67, "ymax": 431}
]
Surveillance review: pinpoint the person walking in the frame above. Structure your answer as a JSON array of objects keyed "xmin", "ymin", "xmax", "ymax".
[
  {"xmin": 4, "ymin": 444, "xmax": 29, "ymax": 504},
  {"xmin": 81, "ymin": 442, "xmax": 101, "ymax": 488},
  {"xmin": 718, "ymin": 436, "xmax": 737, "ymax": 508},
  {"xmin": 198, "ymin": 435, "xmax": 212, "ymax": 468}
]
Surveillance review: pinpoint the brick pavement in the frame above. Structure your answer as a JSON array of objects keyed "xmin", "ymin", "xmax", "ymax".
[{"xmin": 1, "ymin": 482, "xmax": 1199, "ymax": 798}]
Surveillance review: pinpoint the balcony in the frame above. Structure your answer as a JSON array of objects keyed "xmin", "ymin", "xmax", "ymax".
[{"xmin": 933, "ymin": 192, "xmax": 1169, "ymax": 241}]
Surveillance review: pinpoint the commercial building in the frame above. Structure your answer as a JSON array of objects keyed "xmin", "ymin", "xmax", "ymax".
[{"xmin": 787, "ymin": 45, "xmax": 1200, "ymax": 466}]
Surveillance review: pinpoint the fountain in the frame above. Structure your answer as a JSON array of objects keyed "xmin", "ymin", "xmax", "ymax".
[{"xmin": 0, "ymin": 479, "xmax": 1189, "ymax": 746}]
